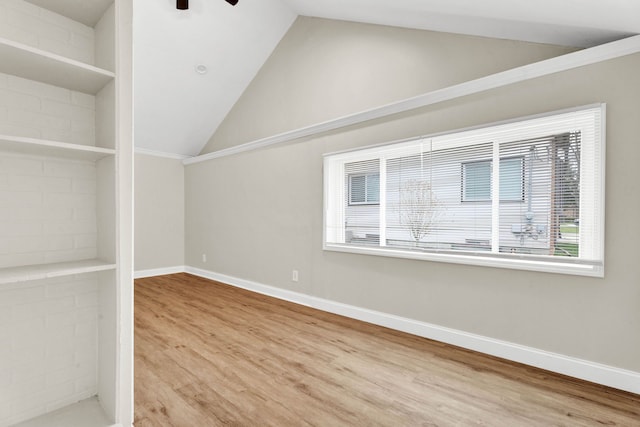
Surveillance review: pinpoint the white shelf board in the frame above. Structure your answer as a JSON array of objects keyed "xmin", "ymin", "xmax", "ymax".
[
  {"xmin": 0, "ymin": 134, "xmax": 114, "ymax": 160},
  {"xmin": 0, "ymin": 259, "xmax": 116, "ymax": 285},
  {"xmin": 11, "ymin": 397, "xmax": 113, "ymax": 427},
  {"xmin": 0, "ymin": 37, "xmax": 114, "ymax": 94}
]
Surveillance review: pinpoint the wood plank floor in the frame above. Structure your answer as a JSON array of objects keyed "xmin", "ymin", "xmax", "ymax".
[{"xmin": 134, "ymin": 273, "xmax": 640, "ymax": 426}]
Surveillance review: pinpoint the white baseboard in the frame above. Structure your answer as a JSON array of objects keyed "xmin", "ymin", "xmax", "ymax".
[
  {"xmin": 134, "ymin": 266, "xmax": 186, "ymax": 279},
  {"xmin": 184, "ymin": 266, "xmax": 640, "ymax": 395}
]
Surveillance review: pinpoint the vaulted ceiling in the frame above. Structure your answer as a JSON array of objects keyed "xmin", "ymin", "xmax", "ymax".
[{"xmin": 133, "ymin": 0, "xmax": 640, "ymax": 157}]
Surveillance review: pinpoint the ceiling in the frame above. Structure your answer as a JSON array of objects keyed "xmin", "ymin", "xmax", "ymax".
[{"xmin": 133, "ymin": 0, "xmax": 640, "ymax": 158}]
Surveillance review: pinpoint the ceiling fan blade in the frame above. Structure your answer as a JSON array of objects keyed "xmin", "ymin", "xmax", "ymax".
[{"xmin": 177, "ymin": 0, "xmax": 238, "ymax": 9}]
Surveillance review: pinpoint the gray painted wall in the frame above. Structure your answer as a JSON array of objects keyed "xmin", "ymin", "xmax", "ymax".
[
  {"xmin": 186, "ymin": 17, "xmax": 640, "ymax": 372},
  {"xmin": 135, "ymin": 153, "xmax": 185, "ymax": 271}
]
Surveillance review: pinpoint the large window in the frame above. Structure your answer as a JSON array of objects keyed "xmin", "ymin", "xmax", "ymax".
[{"xmin": 324, "ymin": 105, "xmax": 604, "ymax": 276}]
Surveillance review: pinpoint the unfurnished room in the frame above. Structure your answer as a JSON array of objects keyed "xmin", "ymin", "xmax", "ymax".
[{"xmin": 1, "ymin": 0, "xmax": 639, "ymax": 426}]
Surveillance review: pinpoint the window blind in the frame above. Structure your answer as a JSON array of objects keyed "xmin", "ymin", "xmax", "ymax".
[{"xmin": 324, "ymin": 105, "xmax": 604, "ymax": 276}]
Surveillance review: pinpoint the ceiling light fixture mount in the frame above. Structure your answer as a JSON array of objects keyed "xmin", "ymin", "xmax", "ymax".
[
  {"xmin": 177, "ymin": 0, "xmax": 238, "ymax": 10},
  {"xmin": 195, "ymin": 64, "xmax": 208, "ymax": 74}
]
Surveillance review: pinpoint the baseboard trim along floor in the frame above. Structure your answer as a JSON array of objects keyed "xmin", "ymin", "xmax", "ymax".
[
  {"xmin": 135, "ymin": 266, "xmax": 640, "ymax": 395},
  {"xmin": 134, "ymin": 266, "xmax": 186, "ymax": 279}
]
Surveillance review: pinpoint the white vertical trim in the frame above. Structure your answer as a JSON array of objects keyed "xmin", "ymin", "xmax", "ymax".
[
  {"xmin": 114, "ymin": 0, "xmax": 134, "ymax": 425},
  {"xmin": 597, "ymin": 104, "xmax": 606, "ymax": 269},
  {"xmin": 491, "ymin": 142, "xmax": 500, "ymax": 253},
  {"xmin": 378, "ymin": 157, "xmax": 387, "ymax": 246},
  {"xmin": 324, "ymin": 158, "xmax": 346, "ymax": 244},
  {"xmin": 575, "ymin": 104, "xmax": 605, "ymax": 264}
]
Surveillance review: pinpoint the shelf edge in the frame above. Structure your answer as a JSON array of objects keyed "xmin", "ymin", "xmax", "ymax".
[
  {"xmin": 0, "ymin": 134, "xmax": 115, "ymax": 161},
  {"xmin": 0, "ymin": 134, "xmax": 115, "ymax": 154},
  {"xmin": 0, "ymin": 260, "xmax": 117, "ymax": 286},
  {"xmin": 0, "ymin": 36, "xmax": 115, "ymax": 78}
]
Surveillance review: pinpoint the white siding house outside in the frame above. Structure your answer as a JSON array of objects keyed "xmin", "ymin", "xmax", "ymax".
[{"xmin": 344, "ymin": 133, "xmax": 577, "ymax": 255}]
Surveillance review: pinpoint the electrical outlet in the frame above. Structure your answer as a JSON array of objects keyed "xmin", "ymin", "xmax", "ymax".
[
  {"xmin": 292, "ymin": 270, "xmax": 299, "ymax": 282},
  {"xmin": 202, "ymin": 253, "xmax": 207, "ymax": 263}
]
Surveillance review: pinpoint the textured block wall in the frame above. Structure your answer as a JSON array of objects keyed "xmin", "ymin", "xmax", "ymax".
[
  {"xmin": 0, "ymin": 274, "xmax": 99, "ymax": 426},
  {"xmin": 0, "ymin": 0, "xmax": 94, "ymax": 64},
  {"xmin": 0, "ymin": 71, "xmax": 96, "ymax": 146},
  {"xmin": 0, "ymin": 152, "xmax": 97, "ymax": 269}
]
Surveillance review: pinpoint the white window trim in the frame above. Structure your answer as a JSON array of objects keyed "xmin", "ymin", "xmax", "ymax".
[{"xmin": 323, "ymin": 104, "xmax": 605, "ymax": 277}]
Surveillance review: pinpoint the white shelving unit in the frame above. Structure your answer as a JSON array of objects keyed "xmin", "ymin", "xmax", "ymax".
[
  {"xmin": 0, "ymin": 0, "xmax": 132, "ymax": 426},
  {"xmin": 0, "ymin": 37, "xmax": 115, "ymax": 94}
]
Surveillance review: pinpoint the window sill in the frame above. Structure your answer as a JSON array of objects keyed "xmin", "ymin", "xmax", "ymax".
[{"xmin": 323, "ymin": 243, "xmax": 603, "ymax": 278}]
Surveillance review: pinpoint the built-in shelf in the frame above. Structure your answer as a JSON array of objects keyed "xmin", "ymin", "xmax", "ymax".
[
  {"xmin": 0, "ymin": 135, "xmax": 115, "ymax": 160},
  {"xmin": 0, "ymin": 0, "xmax": 132, "ymax": 425},
  {"xmin": 0, "ymin": 37, "xmax": 114, "ymax": 94},
  {"xmin": 0, "ymin": 259, "xmax": 116, "ymax": 285},
  {"xmin": 23, "ymin": 0, "xmax": 113, "ymax": 27}
]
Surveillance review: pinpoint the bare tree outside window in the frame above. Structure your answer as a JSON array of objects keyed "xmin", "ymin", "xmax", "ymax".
[{"xmin": 399, "ymin": 179, "xmax": 443, "ymax": 246}]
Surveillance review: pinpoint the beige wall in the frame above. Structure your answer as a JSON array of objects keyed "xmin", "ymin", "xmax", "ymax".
[
  {"xmin": 201, "ymin": 17, "xmax": 575, "ymax": 153},
  {"xmin": 186, "ymin": 17, "xmax": 640, "ymax": 372},
  {"xmin": 135, "ymin": 153, "xmax": 184, "ymax": 271}
]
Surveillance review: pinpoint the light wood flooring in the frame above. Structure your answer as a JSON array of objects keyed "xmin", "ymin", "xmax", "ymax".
[{"xmin": 134, "ymin": 273, "xmax": 640, "ymax": 426}]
